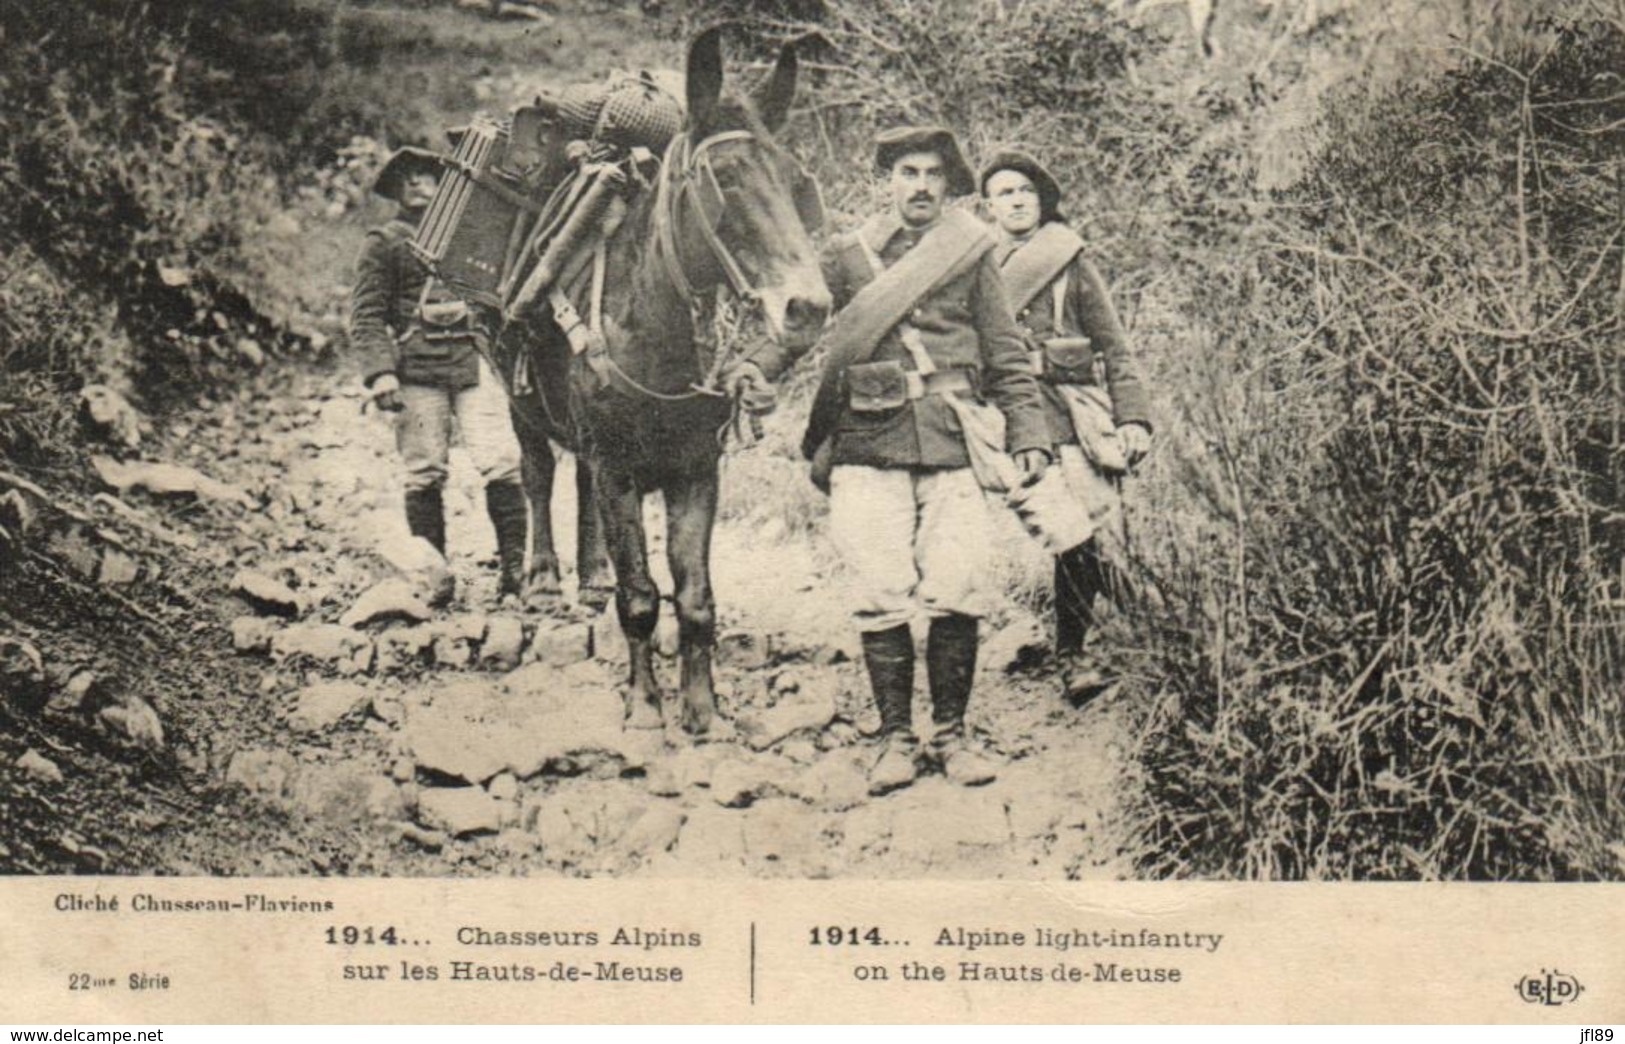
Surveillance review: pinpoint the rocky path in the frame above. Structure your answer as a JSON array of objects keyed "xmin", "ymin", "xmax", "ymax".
[{"xmin": 184, "ymin": 363, "xmax": 1141, "ymax": 879}]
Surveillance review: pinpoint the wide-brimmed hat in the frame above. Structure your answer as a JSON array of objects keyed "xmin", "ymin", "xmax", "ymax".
[
  {"xmin": 873, "ymin": 125, "xmax": 976, "ymax": 197},
  {"xmin": 372, "ymin": 146, "xmax": 443, "ymax": 203},
  {"xmin": 979, "ymin": 146, "xmax": 1064, "ymax": 223}
]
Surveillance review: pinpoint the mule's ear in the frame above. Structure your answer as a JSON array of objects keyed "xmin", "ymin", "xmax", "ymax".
[
  {"xmin": 686, "ymin": 27, "xmax": 725, "ymax": 135},
  {"xmin": 753, "ymin": 40, "xmax": 798, "ymax": 133}
]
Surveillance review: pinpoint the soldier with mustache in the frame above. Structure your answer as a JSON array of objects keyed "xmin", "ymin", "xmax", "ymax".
[{"xmin": 754, "ymin": 127, "xmax": 1051, "ymax": 794}]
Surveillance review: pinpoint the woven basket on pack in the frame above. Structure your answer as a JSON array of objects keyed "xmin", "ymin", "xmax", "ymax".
[
  {"xmin": 594, "ymin": 76, "xmax": 684, "ymax": 152},
  {"xmin": 552, "ymin": 82, "xmax": 609, "ymax": 139}
]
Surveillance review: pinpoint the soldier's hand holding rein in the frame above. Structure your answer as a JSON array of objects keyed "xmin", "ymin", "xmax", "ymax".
[
  {"xmin": 368, "ymin": 373, "xmax": 405, "ymax": 413},
  {"xmin": 1119, "ymin": 422, "xmax": 1151, "ymax": 469},
  {"xmin": 722, "ymin": 361, "xmax": 776, "ymax": 414}
]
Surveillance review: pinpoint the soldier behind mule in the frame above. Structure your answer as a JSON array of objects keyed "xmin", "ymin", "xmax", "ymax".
[
  {"xmin": 348, "ymin": 146, "xmax": 530, "ymax": 603},
  {"xmin": 752, "ymin": 126, "xmax": 1052, "ymax": 795},
  {"xmin": 979, "ymin": 147, "xmax": 1153, "ymax": 702}
]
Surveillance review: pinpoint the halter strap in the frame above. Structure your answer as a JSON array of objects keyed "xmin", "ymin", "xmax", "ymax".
[{"xmin": 655, "ymin": 129, "xmax": 763, "ymax": 302}]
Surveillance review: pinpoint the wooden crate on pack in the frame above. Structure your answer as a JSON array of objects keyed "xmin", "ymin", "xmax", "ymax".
[{"xmin": 409, "ymin": 114, "xmax": 532, "ymax": 309}]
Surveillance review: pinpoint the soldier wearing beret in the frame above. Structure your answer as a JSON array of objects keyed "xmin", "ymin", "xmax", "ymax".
[
  {"xmin": 979, "ymin": 148, "xmax": 1152, "ymax": 695},
  {"xmin": 348, "ymin": 146, "xmax": 530, "ymax": 601},
  {"xmin": 752, "ymin": 126, "xmax": 1052, "ymax": 794}
]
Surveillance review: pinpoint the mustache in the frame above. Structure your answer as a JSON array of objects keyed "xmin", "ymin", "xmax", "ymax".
[{"xmin": 907, "ymin": 191, "xmax": 937, "ymax": 203}]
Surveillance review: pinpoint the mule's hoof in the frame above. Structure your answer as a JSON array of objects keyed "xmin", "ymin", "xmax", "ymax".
[
  {"xmin": 681, "ymin": 699, "xmax": 717, "ymax": 737},
  {"xmin": 625, "ymin": 697, "xmax": 664, "ymax": 731},
  {"xmin": 578, "ymin": 585, "xmax": 614, "ymax": 612}
]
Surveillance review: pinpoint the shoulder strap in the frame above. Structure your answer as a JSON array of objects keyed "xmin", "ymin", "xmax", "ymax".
[
  {"xmin": 801, "ymin": 210, "xmax": 994, "ymax": 458},
  {"xmin": 1000, "ymin": 222, "xmax": 1085, "ymax": 314}
]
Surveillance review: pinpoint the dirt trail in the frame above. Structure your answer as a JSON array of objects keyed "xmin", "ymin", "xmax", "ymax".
[
  {"xmin": 184, "ymin": 361, "xmax": 1141, "ymax": 879},
  {"xmin": 1, "ymin": 1, "xmax": 1141, "ymax": 880}
]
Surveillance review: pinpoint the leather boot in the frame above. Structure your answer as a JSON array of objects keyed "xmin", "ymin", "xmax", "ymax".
[
  {"xmin": 861, "ymin": 624, "xmax": 918, "ymax": 795},
  {"xmin": 484, "ymin": 479, "xmax": 529, "ymax": 599},
  {"xmin": 1054, "ymin": 539, "xmax": 1100, "ymax": 658},
  {"xmin": 927, "ymin": 613, "xmax": 997, "ymax": 786},
  {"xmin": 404, "ymin": 487, "xmax": 446, "ymax": 556},
  {"xmin": 927, "ymin": 613, "xmax": 978, "ymax": 730}
]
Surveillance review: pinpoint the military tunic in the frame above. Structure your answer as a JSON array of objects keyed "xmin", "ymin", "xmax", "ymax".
[
  {"xmin": 349, "ymin": 219, "xmax": 482, "ymax": 390},
  {"xmin": 996, "ymin": 234, "xmax": 1151, "ymax": 445},
  {"xmin": 347, "ymin": 218, "xmax": 520, "ymax": 493},
  {"xmin": 755, "ymin": 213, "xmax": 1050, "ymax": 469}
]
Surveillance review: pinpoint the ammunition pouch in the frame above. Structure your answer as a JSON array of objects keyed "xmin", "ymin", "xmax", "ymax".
[
  {"xmin": 1030, "ymin": 336, "xmax": 1095, "ymax": 384},
  {"xmin": 847, "ymin": 361, "xmax": 909, "ymax": 412},
  {"xmin": 847, "ymin": 363, "xmax": 976, "ymax": 412}
]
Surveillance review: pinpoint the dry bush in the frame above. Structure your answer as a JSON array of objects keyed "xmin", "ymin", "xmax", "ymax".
[{"xmin": 1136, "ymin": 18, "xmax": 1625, "ymax": 879}]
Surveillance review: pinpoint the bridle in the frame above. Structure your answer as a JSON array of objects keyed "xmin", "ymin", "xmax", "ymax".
[
  {"xmin": 653, "ymin": 128, "xmax": 825, "ymax": 304},
  {"xmin": 606, "ymin": 125, "xmax": 824, "ymax": 441}
]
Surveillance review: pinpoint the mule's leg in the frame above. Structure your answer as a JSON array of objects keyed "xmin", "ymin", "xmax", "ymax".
[
  {"xmin": 590, "ymin": 455, "xmax": 663, "ymax": 729},
  {"xmin": 515, "ymin": 416, "xmax": 563, "ymax": 607},
  {"xmin": 573, "ymin": 453, "xmax": 615, "ymax": 611},
  {"xmin": 665, "ymin": 469, "xmax": 719, "ymax": 735}
]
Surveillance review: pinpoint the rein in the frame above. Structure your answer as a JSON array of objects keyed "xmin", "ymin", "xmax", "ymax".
[{"xmin": 654, "ymin": 129, "xmax": 762, "ymax": 303}]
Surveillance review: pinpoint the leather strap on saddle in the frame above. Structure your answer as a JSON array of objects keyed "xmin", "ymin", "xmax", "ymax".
[
  {"xmin": 999, "ymin": 221, "xmax": 1084, "ymax": 315},
  {"xmin": 801, "ymin": 209, "xmax": 994, "ymax": 459},
  {"xmin": 548, "ymin": 236, "xmax": 612, "ymax": 386}
]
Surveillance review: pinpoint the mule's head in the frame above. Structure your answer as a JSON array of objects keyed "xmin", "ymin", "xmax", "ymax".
[{"xmin": 679, "ymin": 28, "xmax": 831, "ymax": 348}]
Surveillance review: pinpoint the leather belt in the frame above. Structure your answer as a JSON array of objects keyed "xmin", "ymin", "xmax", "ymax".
[{"xmin": 904, "ymin": 368, "xmax": 974, "ymax": 400}]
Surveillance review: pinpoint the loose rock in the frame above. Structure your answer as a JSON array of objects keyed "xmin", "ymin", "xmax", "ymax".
[
  {"xmin": 480, "ymin": 616, "xmax": 525, "ymax": 671},
  {"xmin": 741, "ymin": 669, "xmax": 838, "ymax": 751},
  {"xmin": 340, "ymin": 579, "xmax": 431, "ymax": 629},
  {"xmin": 417, "ymin": 787, "xmax": 503, "ymax": 837},
  {"xmin": 90, "ymin": 455, "xmax": 252, "ymax": 507},
  {"xmin": 400, "ymin": 824, "xmax": 445, "ymax": 852},
  {"xmin": 0, "ymin": 636, "xmax": 46, "ymax": 708},
  {"xmin": 78, "ymin": 384, "xmax": 144, "ymax": 448},
  {"xmin": 980, "ymin": 613, "xmax": 1048, "ymax": 674},
  {"xmin": 375, "ymin": 625, "xmax": 435, "ymax": 673},
  {"xmin": 226, "ymin": 749, "xmax": 300, "ymax": 802},
  {"xmin": 272, "ymin": 624, "xmax": 373, "ymax": 675},
  {"xmin": 17, "ymin": 748, "xmax": 64, "ymax": 785},
  {"xmin": 528, "ymin": 622, "xmax": 592, "ymax": 666},
  {"xmin": 486, "ymin": 772, "xmax": 519, "ymax": 802},
  {"xmin": 231, "ymin": 570, "xmax": 302, "ymax": 618},
  {"xmin": 374, "ymin": 534, "xmax": 454, "ymax": 608},
  {"xmin": 288, "ymin": 681, "xmax": 370, "ymax": 733},
  {"xmin": 708, "ymin": 754, "xmax": 793, "ymax": 809},
  {"xmin": 47, "ymin": 670, "xmax": 105, "ymax": 716},
  {"xmin": 98, "ymin": 697, "xmax": 165, "ymax": 750},
  {"xmin": 231, "ymin": 616, "xmax": 281, "ymax": 654},
  {"xmin": 432, "ymin": 636, "xmax": 473, "ymax": 668}
]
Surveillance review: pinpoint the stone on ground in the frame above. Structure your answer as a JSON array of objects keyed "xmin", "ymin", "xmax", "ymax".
[
  {"xmin": 97, "ymin": 697, "xmax": 164, "ymax": 749},
  {"xmin": 480, "ymin": 616, "xmax": 525, "ymax": 670},
  {"xmin": 740, "ymin": 669, "xmax": 838, "ymax": 751},
  {"xmin": 17, "ymin": 748, "xmax": 64, "ymax": 784},
  {"xmin": 340, "ymin": 579, "xmax": 431, "ymax": 629},
  {"xmin": 417, "ymin": 786, "xmax": 502, "ymax": 837},
  {"xmin": 226, "ymin": 749, "xmax": 300, "ymax": 802},
  {"xmin": 980, "ymin": 612, "xmax": 1048, "ymax": 673},
  {"xmin": 528, "ymin": 622, "xmax": 592, "ymax": 666},
  {"xmin": 272, "ymin": 624, "xmax": 373, "ymax": 674},
  {"xmin": 289, "ymin": 680, "xmax": 370, "ymax": 733},
  {"xmin": 231, "ymin": 570, "xmax": 302, "ymax": 618},
  {"xmin": 231, "ymin": 616, "xmax": 280, "ymax": 654}
]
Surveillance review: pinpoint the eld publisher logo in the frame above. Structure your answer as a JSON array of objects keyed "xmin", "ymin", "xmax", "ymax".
[{"xmin": 1516, "ymin": 968, "xmax": 1585, "ymax": 1006}]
